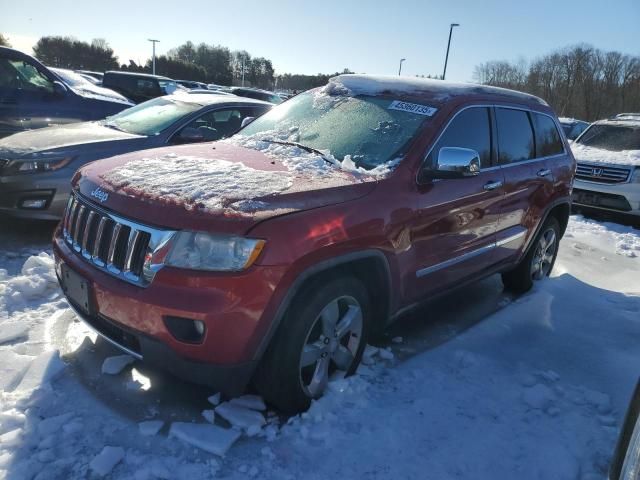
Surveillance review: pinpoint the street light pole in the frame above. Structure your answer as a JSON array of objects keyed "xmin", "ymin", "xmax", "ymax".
[
  {"xmin": 398, "ymin": 58, "xmax": 406, "ymax": 76},
  {"xmin": 148, "ymin": 39, "xmax": 160, "ymax": 75},
  {"xmin": 442, "ymin": 23, "xmax": 459, "ymax": 80}
]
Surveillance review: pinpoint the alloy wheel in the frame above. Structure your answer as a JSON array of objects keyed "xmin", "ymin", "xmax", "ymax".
[
  {"xmin": 531, "ymin": 228, "xmax": 557, "ymax": 281},
  {"xmin": 298, "ymin": 295, "xmax": 363, "ymax": 398}
]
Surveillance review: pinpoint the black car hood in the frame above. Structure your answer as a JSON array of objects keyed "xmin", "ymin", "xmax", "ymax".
[{"xmin": 0, "ymin": 122, "xmax": 145, "ymax": 159}]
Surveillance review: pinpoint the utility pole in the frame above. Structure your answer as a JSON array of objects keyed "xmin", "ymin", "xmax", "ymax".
[
  {"xmin": 442, "ymin": 23, "xmax": 459, "ymax": 80},
  {"xmin": 148, "ymin": 39, "xmax": 160, "ymax": 75},
  {"xmin": 398, "ymin": 58, "xmax": 406, "ymax": 76}
]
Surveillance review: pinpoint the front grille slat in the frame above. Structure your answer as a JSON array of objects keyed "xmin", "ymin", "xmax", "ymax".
[
  {"xmin": 92, "ymin": 217, "xmax": 108, "ymax": 266},
  {"xmin": 62, "ymin": 193, "xmax": 156, "ymax": 286},
  {"xmin": 106, "ymin": 223, "xmax": 123, "ymax": 272},
  {"xmin": 72, "ymin": 206, "xmax": 86, "ymax": 251},
  {"xmin": 576, "ymin": 163, "xmax": 631, "ymax": 184},
  {"xmin": 81, "ymin": 211, "xmax": 97, "ymax": 258},
  {"xmin": 124, "ymin": 230, "xmax": 142, "ymax": 274}
]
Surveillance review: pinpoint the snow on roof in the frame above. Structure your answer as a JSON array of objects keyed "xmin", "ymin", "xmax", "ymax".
[
  {"xmin": 323, "ymin": 74, "xmax": 548, "ymax": 105},
  {"xmin": 169, "ymin": 91, "xmax": 270, "ymax": 106},
  {"xmin": 571, "ymin": 143, "xmax": 640, "ymax": 167},
  {"xmin": 558, "ymin": 117, "xmax": 586, "ymax": 124}
]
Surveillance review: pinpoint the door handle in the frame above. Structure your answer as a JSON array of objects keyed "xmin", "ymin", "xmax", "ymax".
[
  {"xmin": 537, "ymin": 168, "xmax": 551, "ymax": 177},
  {"xmin": 483, "ymin": 181, "xmax": 503, "ymax": 191}
]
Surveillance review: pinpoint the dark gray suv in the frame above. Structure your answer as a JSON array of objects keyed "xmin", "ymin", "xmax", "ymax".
[{"xmin": 0, "ymin": 46, "xmax": 133, "ymax": 139}]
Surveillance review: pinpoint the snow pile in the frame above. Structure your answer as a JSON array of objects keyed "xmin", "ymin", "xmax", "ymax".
[
  {"xmin": 0, "ymin": 253, "xmax": 57, "ymax": 319},
  {"xmin": 101, "ymin": 153, "xmax": 294, "ymax": 212},
  {"xmin": 571, "ymin": 142, "xmax": 640, "ymax": 166},
  {"xmin": 565, "ymin": 215, "xmax": 640, "ymax": 258}
]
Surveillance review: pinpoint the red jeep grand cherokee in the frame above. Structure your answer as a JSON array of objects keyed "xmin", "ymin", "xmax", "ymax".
[{"xmin": 53, "ymin": 75, "xmax": 575, "ymax": 412}]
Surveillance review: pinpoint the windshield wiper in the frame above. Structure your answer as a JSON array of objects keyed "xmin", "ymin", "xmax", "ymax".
[
  {"xmin": 103, "ymin": 122, "xmax": 129, "ymax": 133},
  {"xmin": 259, "ymin": 139, "xmax": 337, "ymax": 166}
]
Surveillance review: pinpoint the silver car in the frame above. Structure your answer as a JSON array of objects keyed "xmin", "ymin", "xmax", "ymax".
[
  {"xmin": 571, "ymin": 116, "xmax": 640, "ymax": 219},
  {"xmin": 0, "ymin": 93, "xmax": 270, "ymax": 219}
]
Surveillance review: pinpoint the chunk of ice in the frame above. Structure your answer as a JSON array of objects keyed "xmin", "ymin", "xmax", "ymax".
[
  {"xmin": 89, "ymin": 446, "xmax": 125, "ymax": 477},
  {"xmin": 169, "ymin": 422, "xmax": 241, "ymax": 456},
  {"xmin": 229, "ymin": 394, "xmax": 266, "ymax": 411},
  {"xmin": 0, "ymin": 324, "xmax": 28, "ymax": 345},
  {"xmin": 202, "ymin": 409, "xmax": 215, "ymax": 424},
  {"xmin": 138, "ymin": 420, "xmax": 164, "ymax": 436},
  {"xmin": 101, "ymin": 355, "xmax": 135, "ymax": 375},
  {"xmin": 216, "ymin": 402, "xmax": 266, "ymax": 430},
  {"xmin": 16, "ymin": 350, "xmax": 65, "ymax": 391}
]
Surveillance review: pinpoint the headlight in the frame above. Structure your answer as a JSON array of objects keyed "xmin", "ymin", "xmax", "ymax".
[
  {"xmin": 165, "ymin": 232, "xmax": 265, "ymax": 272},
  {"xmin": 1, "ymin": 157, "xmax": 73, "ymax": 175}
]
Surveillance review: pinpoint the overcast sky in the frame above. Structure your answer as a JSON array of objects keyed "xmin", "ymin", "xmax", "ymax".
[{"xmin": 3, "ymin": 0, "xmax": 639, "ymax": 82}]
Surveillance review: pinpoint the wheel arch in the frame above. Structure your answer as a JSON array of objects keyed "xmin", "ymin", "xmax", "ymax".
[{"xmin": 253, "ymin": 249, "xmax": 393, "ymax": 363}]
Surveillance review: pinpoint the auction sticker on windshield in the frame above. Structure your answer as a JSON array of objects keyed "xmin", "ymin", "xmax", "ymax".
[{"xmin": 388, "ymin": 100, "xmax": 437, "ymax": 116}]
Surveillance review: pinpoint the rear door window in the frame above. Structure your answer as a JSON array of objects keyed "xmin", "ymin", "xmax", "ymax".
[
  {"xmin": 427, "ymin": 107, "xmax": 492, "ymax": 169},
  {"xmin": 533, "ymin": 113, "xmax": 564, "ymax": 157},
  {"xmin": 496, "ymin": 108, "xmax": 535, "ymax": 164}
]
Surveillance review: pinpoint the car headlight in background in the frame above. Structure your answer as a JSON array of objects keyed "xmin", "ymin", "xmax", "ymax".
[
  {"xmin": 165, "ymin": 232, "xmax": 265, "ymax": 271},
  {"xmin": 0, "ymin": 157, "xmax": 74, "ymax": 175}
]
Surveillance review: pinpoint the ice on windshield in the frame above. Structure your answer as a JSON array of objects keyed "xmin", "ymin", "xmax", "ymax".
[
  {"xmin": 103, "ymin": 97, "xmax": 201, "ymax": 136},
  {"xmin": 237, "ymin": 89, "xmax": 430, "ymax": 172}
]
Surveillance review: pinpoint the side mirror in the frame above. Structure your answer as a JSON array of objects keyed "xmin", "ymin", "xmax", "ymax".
[
  {"xmin": 52, "ymin": 80, "xmax": 68, "ymax": 96},
  {"xmin": 431, "ymin": 147, "xmax": 481, "ymax": 179},
  {"xmin": 177, "ymin": 127, "xmax": 205, "ymax": 143},
  {"xmin": 241, "ymin": 117, "xmax": 255, "ymax": 128}
]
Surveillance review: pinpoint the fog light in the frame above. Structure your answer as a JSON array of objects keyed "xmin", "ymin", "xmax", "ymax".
[
  {"xmin": 20, "ymin": 198, "xmax": 47, "ymax": 209},
  {"xmin": 163, "ymin": 316, "xmax": 206, "ymax": 343}
]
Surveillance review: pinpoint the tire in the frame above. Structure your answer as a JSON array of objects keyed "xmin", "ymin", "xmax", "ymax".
[
  {"xmin": 254, "ymin": 275, "xmax": 370, "ymax": 413},
  {"xmin": 501, "ymin": 217, "xmax": 561, "ymax": 294}
]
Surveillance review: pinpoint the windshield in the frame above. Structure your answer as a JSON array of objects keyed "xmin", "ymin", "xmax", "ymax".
[
  {"xmin": 51, "ymin": 68, "xmax": 93, "ymax": 88},
  {"xmin": 577, "ymin": 124, "xmax": 640, "ymax": 151},
  {"xmin": 239, "ymin": 90, "xmax": 430, "ymax": 169},
  {"xmin": 102, "ymin": 97, "xmax": 201, "ymax": 136}
]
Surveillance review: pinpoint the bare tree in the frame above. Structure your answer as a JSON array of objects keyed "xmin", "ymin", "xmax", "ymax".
[{"xmin": 475, "ymin": 44, "xmax": 640, "ymax": 121}]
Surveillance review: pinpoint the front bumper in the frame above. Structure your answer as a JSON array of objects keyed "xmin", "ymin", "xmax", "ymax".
[
  {"xmin": 53, "ymin": 230, "xmax": 288, "ymax": 395},
  {"xmin": 0, "ymin": 172, "xmax": 70, "ymax": 220},
  {"xmin": 573, "ymin": 178, "xmax": 640, "ymax": 216}
]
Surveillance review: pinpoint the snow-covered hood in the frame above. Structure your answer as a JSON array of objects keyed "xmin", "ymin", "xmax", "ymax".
[
  {"xmin": 571, "ymin": 143, "xmax": 640, "ymax": 167},
  {"xmin": 0, "ymin": 122, "xmax": 145, "ymax": 160},
  {"xmin": 76, "ymin": 142, "xmax": 378, "ymax": 234}
]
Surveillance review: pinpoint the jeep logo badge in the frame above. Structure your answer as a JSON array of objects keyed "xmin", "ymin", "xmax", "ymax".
[{"xmin": 90, "ymin": 187, "xmax": 109, "ymax": 203}]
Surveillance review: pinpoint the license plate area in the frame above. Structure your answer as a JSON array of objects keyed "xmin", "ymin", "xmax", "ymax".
[{"xmin": 60, "ymin": 264, "xmax": 92, "ymax": 315}]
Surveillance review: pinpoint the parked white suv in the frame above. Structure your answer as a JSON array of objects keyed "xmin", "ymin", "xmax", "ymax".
[{"xmin": 571, "ymin": 116, "xmax": 640, "ymax": 218}]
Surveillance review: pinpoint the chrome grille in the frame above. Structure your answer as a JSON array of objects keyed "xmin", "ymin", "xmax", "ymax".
[
  {"xmin": 575, "ymin": 163, "xmax": 631, "ymax": 184},
  {"xmin": 62, "ymin": 193, "xmax": 172, "ymax": 286}
]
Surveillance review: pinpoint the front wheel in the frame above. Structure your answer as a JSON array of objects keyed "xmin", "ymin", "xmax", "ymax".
[
  {"xmin": 254, "ymin": 276, "xmax": 370, "ymax": 413},
  {"xmin": 502, "ymin": 217, "xmax": 561, "ymax": 293}
]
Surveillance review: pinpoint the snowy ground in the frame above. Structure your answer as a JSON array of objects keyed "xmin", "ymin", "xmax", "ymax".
[{"xmin": 0, "ymin": 214, "xmax": 639, "ymax": 479}]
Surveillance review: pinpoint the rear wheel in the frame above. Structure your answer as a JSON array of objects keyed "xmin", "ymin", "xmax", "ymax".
[
  {"xmin": 254, "ymin": 276, "xmax": 370, "ymax": 413},
  {"xmin": 502, "ymin": 217, "xmax": 560, "ymax": 293}
]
